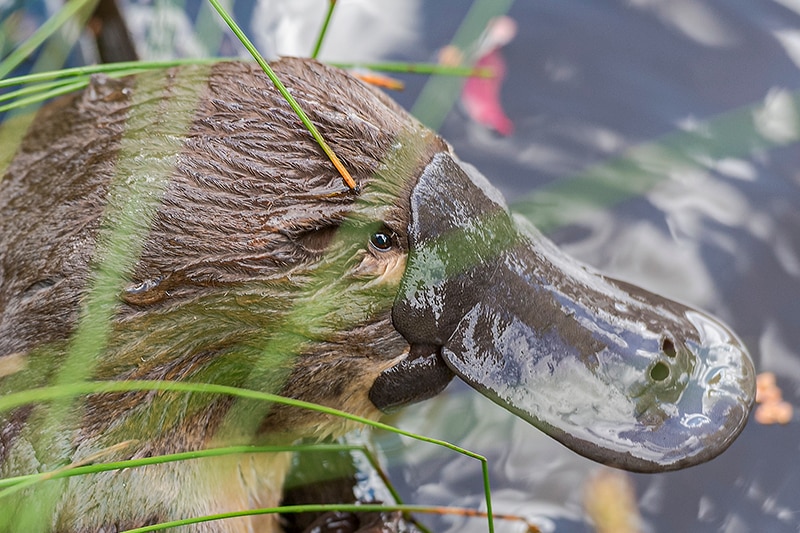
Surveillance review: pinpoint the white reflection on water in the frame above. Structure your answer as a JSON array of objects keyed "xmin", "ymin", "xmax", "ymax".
[
  {"xmin": 628, "ymin": 0, "xmax": 739, "ymax": 47},
  {"xmin": 122, "ymin": 0, "xmax": 421, "ymax": 62}
]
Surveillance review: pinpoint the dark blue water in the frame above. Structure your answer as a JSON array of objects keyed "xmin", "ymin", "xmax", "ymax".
[
  {"xmin": 382, "ymin": 3, "xmax": 800, "ymax": 532},
  {"xmin": 4, "ymin": 1, "xmax": 800, "ymax": 531}
]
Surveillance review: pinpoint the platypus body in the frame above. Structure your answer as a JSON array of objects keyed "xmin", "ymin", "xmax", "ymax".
[{"xmin": 0, "ymin": 59, "xmax": 755, "ymax": 532}]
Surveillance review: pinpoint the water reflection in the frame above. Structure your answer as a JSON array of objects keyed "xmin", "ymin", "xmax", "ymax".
[{"xmin": 383, "ymin": 2, "xmax": 800, "ymax": 532}]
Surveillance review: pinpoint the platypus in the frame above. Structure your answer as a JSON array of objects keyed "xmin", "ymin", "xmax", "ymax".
[{"xmin": 0, "ymin": 58, "xmax": 755, "ymax": 532}]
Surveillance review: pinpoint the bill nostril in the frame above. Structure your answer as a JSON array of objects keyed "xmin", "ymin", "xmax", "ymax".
[
  {"xmin": 650, "ymin": 361, "xmax": 670, "ymax": 382},
  {"xmin": 661, "ymin": 336, "xmax": 677, "ymax": 358}
]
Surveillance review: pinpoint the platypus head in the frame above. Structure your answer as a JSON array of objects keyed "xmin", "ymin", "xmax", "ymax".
[
  {"xmin": 0, "ymin": 58, "xmax": 754, "ymax": 483},
  {"xmin": 373, "ymin": 151, "xmax": 756, "ymax": 472}
]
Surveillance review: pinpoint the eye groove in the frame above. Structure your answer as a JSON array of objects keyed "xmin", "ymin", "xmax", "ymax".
[
  {"xmin": 661, "ymin": 337, "xmax": 677, "ymax": 358},
  {"xmin": 297, "ymin": 225, "xmax": 339, "ymax": 253},
  {"xmin": 23, "ymin": 278, "xmax": 59, "ymax": 295},
  {"xmin": 369, "ymin": 230, "xmax": 393, "ymax": 252},
  {"xmin": 650, "ymin": 361, "xmax": 670, "ymax": 382}
]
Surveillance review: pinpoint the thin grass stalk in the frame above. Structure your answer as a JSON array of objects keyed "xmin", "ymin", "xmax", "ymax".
[
  {"xmin": 0, "ymin": 59, "xmax": 234, "ymax": 113},
  {"xmin": 0, "ymin": 78, "xmax": 84, "ymax": 103},
  {"xmin": 0, "ymin": 58, "xmax": 226, "ymax": 89},
  {"xmin": 0, "ymin": 380, "xmax": 488, "ymax": 465},
  {"xmin": 331, "ymin": 61, "xmax": 492, "ymax": 78},
  {"xmin": 0, "ymin": 59, "xmax": 483, "ymax": 114},
  {"xmin": 0, "ymin": 378, "xmax": 494, "ymax": 530},
  {"xmin": 0, "ymin": 440, "xmax": 435, "ymax": 532},
  {"xmin": 0, "ymin": 443, "xmax": 362, "ymax": 493},
  {"xmin": 0, "ymin": 0, "xmax": 97, "ymax": 79},
  {"xmin": 311, "ymin": 1, "xmax": 337, "ymax": 59},
  {"xmin": 0, "ymin": 79, "xmax": 89, "ymax": 112},
  {"xmin": 411, "ymin": 0, "xmax": 514, "ymax": 132},
  {"xmin": 206, "ymin": 0, "xmax": 358, "ymax": 191},
  {"xmin": 122, "ymin": 503, "xmax": 497, "ymax": 533}
]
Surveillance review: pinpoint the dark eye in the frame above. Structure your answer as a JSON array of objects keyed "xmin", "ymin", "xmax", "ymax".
[{"xmin": 369, "ymin": 231, "xmax": 393, "ymax": 252}]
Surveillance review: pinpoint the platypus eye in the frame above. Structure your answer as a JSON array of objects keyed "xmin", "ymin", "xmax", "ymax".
[{"xmin": 369, "ymin": 231, "xmax": 393, "ymax": 252}]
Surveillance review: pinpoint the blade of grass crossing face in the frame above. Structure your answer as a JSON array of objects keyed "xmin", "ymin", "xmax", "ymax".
[
  {"xmin": 0, "ymin": 381, "xmax": 488, "ymax": 468},
  {"xmin": 207, "ymin": 0, "xmax": 358, "ymax": 191},
  {"xmin": 6, "ymin": 66, "xmax": 209, "ymax": 533}
]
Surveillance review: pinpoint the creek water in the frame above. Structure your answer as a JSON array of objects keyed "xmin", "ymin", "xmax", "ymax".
[{"xmin": 380, "ymin": 2, "xmax": 800, "ymax": 532}]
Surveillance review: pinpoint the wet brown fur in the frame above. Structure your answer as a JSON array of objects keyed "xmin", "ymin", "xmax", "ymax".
[{"xmin": 0, "ymin": 59, "xmax": 446, "ymax": 531}]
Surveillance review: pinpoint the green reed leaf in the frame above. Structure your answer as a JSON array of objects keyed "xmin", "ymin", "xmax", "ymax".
[
  {"xmin": 0, "ymin": 0, "xmax": 96, "ymax": 79},
  {"xmin": 311, "ymin": 1, "xmax": 337, "ymax": 59},
  {"xmin": 207, "ymin": 0, "xmax": 358, "ymax": 191},
  {"xmin": 0, "ymin": 378, "xmax": 495, "ymax": 531}
]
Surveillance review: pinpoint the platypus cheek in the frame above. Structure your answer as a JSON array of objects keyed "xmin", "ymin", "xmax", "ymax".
[
  {"xmin": 352, "ymin": 249, "xmax": 407, "ymax": 287},
  {"xmin": 389, "ymin": 152, "xmax": 755, "ymax": 472}
]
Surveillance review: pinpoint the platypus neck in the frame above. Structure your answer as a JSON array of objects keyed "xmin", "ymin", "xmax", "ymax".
[{"xmin": 53, "ymin": 447, "xmax": 293, "ymax": 532}]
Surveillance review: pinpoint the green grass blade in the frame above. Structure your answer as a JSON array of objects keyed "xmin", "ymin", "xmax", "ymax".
[
  {"xmin": 0, "ymin": 78, "xmax": 82, "ymax": 103},
  {"xmin": 311, "ymin": 1, "xmax": 337, "ymax": 59},
  {"xmin": 411, "ymin": 0, "xmax": 514, "ymax": 132},
  {"xmin": 0, "ymin": 58, "xmax": 229, "ymax": 89},
  {"xmin": 331, "ymin": 61, "xmax": 491, "ymax": 78},
  {"xmin": 0, "ymin": 378, "xmax": 494, "ymax": 531},
  {"xmin": 0, "ymin": 380, "xmax": 481, "ymax": 458},
  {"xmin": 0, "ymin": 80, "xmax": 87, "ymax": 113},
  {"xmin": 121, "ymin": 503, "xmax": 488, "ymax": 533},
  {"xmin": 206, "ymin": 0, "xmax": 358, "ymax": 191},
  {"xmin": 0, "ymin": 443, "xmax": 361, "ymax": 495},
  {"xmin": 0, "ymin": 0, "xmax": 97, "ymax": 79},
  {"xmin": 0, "ymin": 59, "xmax": 235, "ymax": 113}
]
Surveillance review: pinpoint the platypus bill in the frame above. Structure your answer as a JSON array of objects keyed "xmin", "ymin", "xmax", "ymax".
[{"xmin": 0, "ymin": 58, "xmax": 755, "ymax": 531}]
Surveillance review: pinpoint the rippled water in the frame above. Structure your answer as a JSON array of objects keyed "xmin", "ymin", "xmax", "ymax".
[
  {"xmin": 375, "ymin": 2, "xmax": 800, "ymax": 532},
  {"xmin": 6, "ymin": 0, "xmax": 800, "ymax": 531}
]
